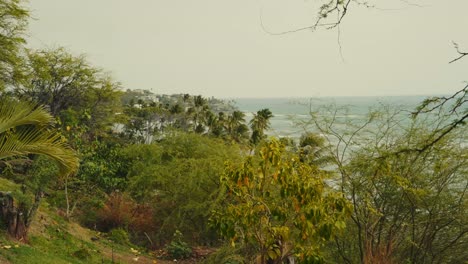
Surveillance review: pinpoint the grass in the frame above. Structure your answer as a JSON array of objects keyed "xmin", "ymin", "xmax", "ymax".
[
  {"xmin": 0, "ymin": 178, "xmax": 155, "ymax": 264},
  {"xmin": 0, "ymin": 205, "xmax": 105, "ymax": 264},
  {"xmin": 0, "ymin": 177, "xmax": 20, "ymax": 192}
]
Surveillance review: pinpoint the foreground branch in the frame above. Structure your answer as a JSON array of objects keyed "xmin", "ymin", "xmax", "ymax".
[{"xmin": 449, "ymin": 42, "xmax": 468, "ymax": 64}]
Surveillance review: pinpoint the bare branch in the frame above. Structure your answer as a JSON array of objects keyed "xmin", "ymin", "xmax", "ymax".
[
  {"xmin": 449, "ymin": 42, "xmax": 468, "ymax": 64},
  {"xmin": 412, "ymin": 84, "xmax": 468, "ymax": 116},
  {"xmin": 259, "ymin": 0, "xmax": 422, "ymax": 36}
]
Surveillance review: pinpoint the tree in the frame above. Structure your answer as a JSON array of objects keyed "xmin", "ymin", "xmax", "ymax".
[
  {"xmin": 211, "ymin": 139, "xmax": 351, "ymax": 263},
  {"xmin": 298, "ymin": 132, "xmax": 333, "ymax": 166},
  {"xmin": 261, "ymin": 0, "xmax": 369, "ymax": 35},
  {"xmin": 379, "ymin": 43, "xmax": 468, "ymax": 156},
  {"xmin": 250, "ymin": 108, "xmax": 273, "ymax": 145},
  {"xmin": 0, "ymin": 0, "xmax": 28, "ymax": 91},
  {"xmin": 122, "ymin": 133, "xmax": 243, "ymax": 245},
  {"xmin": 191, "ymin": 95, "xmax": 208, "ymax": 133},
  {"xmin": 225, "ymin": 110, "xmax": 249, "ymax": 142},
  {"xmin": 0, "ymin": 96, "xmax": 78, "ymax": 240},
  {"xmin": 305, "ymin": 104, "xmax": 467, "ymax": 263},
  {"xmin": 407, "ymin": 83, "xmax": 467, "ymax": 154},
  {"xmin": 14, "ymin": 48, "xmax": 122, "ymax": 137},
  {"xmin": 123, "ymin": 103, "xmax": 165, "ymax": 144}
]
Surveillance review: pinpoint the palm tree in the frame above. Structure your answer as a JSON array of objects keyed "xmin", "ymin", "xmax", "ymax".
[
  {"xmin": 249, "ymin": 108, "xmax": 273, "ymax": 145},
  {"xmin": 190, "ymin": 95, "xmax": 208, "ymax": 133},
  {"xmin": 298, "ymin": 132, "xmax": 332, "ymax": 166},
  {"xmin": 250, "ymin": 108, "xmax": 273, "ymax": 132},
  {"xmin": 208, "ymin": 112, "xmax": 226, "ymax": 137},
  {"xmin": 226, "ymin": 110, "xmax": 247, "ymax": 141},
  {"xmin": 0, "ymin": 97, "xmax": 78, "ymax": 240}
]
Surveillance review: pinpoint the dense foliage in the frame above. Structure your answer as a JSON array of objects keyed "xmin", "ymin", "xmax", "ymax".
[
  {"xmin": 0, "ymin": 0, "xmax": 28, "ymax": 91},
  {"xmin": 305, "ymin": 105, "xmax": 468, "ymax": 264},
  {"xmin": 0, "ymin": 1, "xmax": 466, "ymax": 263},
  {"xmin": 211, "ymin": 139, "xmax": 351, "ymax": 263}
]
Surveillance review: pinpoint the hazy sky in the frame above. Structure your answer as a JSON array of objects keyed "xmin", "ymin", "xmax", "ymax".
[{"xmin": 27, "ymin": 0, "xmax": 468, "ymax": 98}]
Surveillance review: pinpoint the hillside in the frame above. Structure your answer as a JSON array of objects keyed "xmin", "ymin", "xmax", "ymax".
[{"xmin": 0, "ymin": 178, "xmax": 181, "ymax": 264}]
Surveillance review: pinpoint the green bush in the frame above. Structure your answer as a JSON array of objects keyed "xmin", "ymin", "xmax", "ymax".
[
  {"xmin": 72, "ymin": 248, "xmax": 92, "ymax": 260},
  {"xmin": 108, "ymin": 228, "xmax": 130, "ymax": 245},
  {"xmin": 165, "ymin": 230, "xmax": 192, "ymax": 259},
  {"xmin": 124, "ymin": 133, "xmax": 242, "ymax": 245}
]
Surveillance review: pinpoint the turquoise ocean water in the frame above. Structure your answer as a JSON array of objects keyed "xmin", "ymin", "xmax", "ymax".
[{"xmin": 233, "ymin": 96, "xmax": 429, "ymax": 139}]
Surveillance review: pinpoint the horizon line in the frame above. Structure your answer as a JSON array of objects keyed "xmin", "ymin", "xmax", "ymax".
[{"xmin": 220, "ymin": 93, "xmax": 448, "ymax": 100}]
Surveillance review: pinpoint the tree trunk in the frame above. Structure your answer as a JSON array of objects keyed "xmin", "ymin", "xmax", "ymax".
[{"xmin": 0, "ymin": 191, "xmax": 42, "ymax": 241}]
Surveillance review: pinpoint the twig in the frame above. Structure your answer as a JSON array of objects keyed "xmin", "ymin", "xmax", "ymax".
[
  {"xmin": 144, "ymin": 232, "xmax": 153, "ymax": 246},
  {"xmin": 449, "ymin": 42, "xmax": 468, "ymax": 64}
]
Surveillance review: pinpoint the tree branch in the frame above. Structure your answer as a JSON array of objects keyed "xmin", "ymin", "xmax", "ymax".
[{"xmin": 449, "ymin": 42, "xmax": 468, "ymax": 64}]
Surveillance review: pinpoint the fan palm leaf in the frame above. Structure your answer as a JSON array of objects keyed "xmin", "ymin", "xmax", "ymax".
[{"xmin": 0, "ymin": 97, "xmax": 79, "ymax": 176}]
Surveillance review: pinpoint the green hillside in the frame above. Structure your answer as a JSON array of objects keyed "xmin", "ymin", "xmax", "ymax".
[{"xmin": 0, "ymin": 178, "xmax": 155, "ymax": 264}]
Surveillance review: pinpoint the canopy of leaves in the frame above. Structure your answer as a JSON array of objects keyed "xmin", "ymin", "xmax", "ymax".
[
  {"xmin": 122, "ymin": 133, "xmax": 243, "ymax": 244},
  {"xmin": 0, "ymin": 0, "xmax": 28, "ymax": 91},
  {"xmin": 14, "ymin": 48, "xmax": 122, "ymax": 136},
  {"xmin": 305, "ymin": 104, "xmax": 468, "ymax": 263},
  {"xmin": 211, "ymin": 139, "xmax": 351, "ymax": 263}
]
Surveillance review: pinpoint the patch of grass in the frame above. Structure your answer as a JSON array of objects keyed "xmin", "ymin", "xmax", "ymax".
[
  {"xmin": 0, "ymin": 177, "xmax": 20, "ymax": 192},
  {"xmin": 25, "ymin": 224, "xmax": 103, "ymax": 264},
  {"xmin": 1, "ymin": 243, "xmax": 73, "ymax": 264},
  {"xmin": 0, "ymin": 178, "xmax": 153, "ymax": 263}
]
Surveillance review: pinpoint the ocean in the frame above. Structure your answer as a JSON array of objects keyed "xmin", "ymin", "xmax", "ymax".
[{"xmin": 233, "ymin": 96, "xmax": 430, "ymax": 139}]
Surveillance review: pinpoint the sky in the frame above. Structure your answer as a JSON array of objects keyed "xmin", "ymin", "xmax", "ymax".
[{"xmin": 27, "ymin": 0, "xmax": 468, "ymax": 98}]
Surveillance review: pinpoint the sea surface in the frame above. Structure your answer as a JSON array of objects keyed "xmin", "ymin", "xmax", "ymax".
[{"xmin": 233, "ymin": 96, "xmax": 429, "ymax": 139}]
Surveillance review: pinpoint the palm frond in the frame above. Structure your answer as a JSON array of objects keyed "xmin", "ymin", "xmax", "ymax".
[
  {"xmin": 0, "ymin": 97, "xmax": 78, "ymax": 176},
  {"xmin": 0, "ymin": 127, "xmax": 78, "ymax": 175},
  {"xmin": 0, "ymin": 97, "xmax": 54, "ymax": 134}
]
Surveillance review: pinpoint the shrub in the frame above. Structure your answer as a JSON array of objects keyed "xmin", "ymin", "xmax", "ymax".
[
  {"xmin": 72, "ymin": 248, "xmax": 92, "ymax": 260},
  {"xmin": 96, "ymin": 192, "xmax": 134, "ymax": 231},
  {"xmin": 108, "ymin": 228, "xmax": 130, "ymax": 245},
  {"xmin": 165, "ymin": 230, "xmax": 192, "ymax": 259}
]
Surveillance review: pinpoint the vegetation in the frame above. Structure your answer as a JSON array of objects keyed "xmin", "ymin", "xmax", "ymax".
[
  {"xmin": 211, "ymin": 139, "xmax": 351, "ymax": 263},
  {"xmin": 0, "ymin": 0, "xmax": 466, "ymax": 263},
  {"xmin": 302, "ymin": 103, "xmax": 467, "ymax": 264},
  {"xmin": 164, "ymin": 230, "xmax": 192, "ymax": 260},
  {"xmin": 0, "ymin": 97, "xmax": 78, "ymax": 240},
  {"xmin": 0, "ymin": 0, "xmax": 28, "ymax": 91}
]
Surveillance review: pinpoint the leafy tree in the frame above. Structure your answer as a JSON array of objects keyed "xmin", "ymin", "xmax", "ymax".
[
  {"xmin": 0, "ymin": 96, "xmax": 78, "ymax": 240},
  {"xmin": 250, "ymin": 108, "xmax": 273, "ymax": 132},
  {"xmin": 306, "ymin": 104, "xmax": 468, "ymax": 263},
  {"xmin": 211, "ymin": 139, "xmax": 351, "ymax": 263},
  {"xmin": 340, "ymin": 134, "xmax": 467, "ymax": 263},
  {"xmin": 190, "ymin": 95, "xmax": 208, "ymax": 133},
  {"xmin": 14, "ymin": 48, "xmax": 122, "ymax": 137},
  {"xmin": 123, "ymin": 133, "xmax": 242, "ymax": 245},
  {"xmin": 122, "ymin": 103, "xmax": 166, "ymax": 144},
  {"xmin": 204, "ymin": 110, "xmax": 220, "ymax": 136},
  {"xmin": 250, "ymin": 108, "xmax": 273, "ymax": 145},
  {"xmin": 120, "ymin": 93, "xmax": 252, "ymax": 144},
  {"xmin": 406, "ymin": 85, "xmax": 468, "ymax": 154},
  {"xmin": 298, "ymin": 132, "xmax": 333, "ymax": 166},
  {"xmin": 0, "ymin": 0, "xmax": 28, "ymax": 91},
  {"xmin": 225, "ymin": 110, "xmax": 249, "ymax": 142}
]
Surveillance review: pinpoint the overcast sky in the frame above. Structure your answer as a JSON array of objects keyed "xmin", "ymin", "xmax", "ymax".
[{"xmin": 27, "ymin": 0, "xmax": 468, "ymax": 98}]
